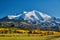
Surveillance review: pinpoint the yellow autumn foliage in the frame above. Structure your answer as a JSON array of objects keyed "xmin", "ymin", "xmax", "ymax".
[
  {"xmin": 14, "ymin": 30, "xmax": 29, "ymax": 33},
  {"xmin": 0, "ymin": 28, "xmax": 60, "ymax": 35}
]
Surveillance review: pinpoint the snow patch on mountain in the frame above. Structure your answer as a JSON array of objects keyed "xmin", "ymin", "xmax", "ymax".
[
  {"xmin": 23, "ymin": 11, "xmax": 27, "ymax": 14},
  {"xmin": 8, "ymin": 14, "xmax": 22, "ymax": 19},
  {"xmin": 35, "ymin": 11, "xmax": 51, "ymax": 21},
  {"xmin": 24, "ymin": 10, "xmax": 39, "ymax": 20}
]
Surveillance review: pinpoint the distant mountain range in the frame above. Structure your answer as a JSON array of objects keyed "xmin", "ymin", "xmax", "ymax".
[{"xmin": 0, "ymin": 10, "xmax": 60, "ymax": 31}]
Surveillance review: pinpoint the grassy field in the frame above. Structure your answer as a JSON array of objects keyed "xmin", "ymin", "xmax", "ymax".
[
  {"xmin": 0, "ymin": 28, "xmax": 60, "ymax": 40},
  {"xmin": 0, "ymin": 34, "xmax": 60, "ymax": 40}
]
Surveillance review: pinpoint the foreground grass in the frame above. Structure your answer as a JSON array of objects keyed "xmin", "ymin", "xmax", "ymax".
[{"xmin": 0, "ymin": 34, "xmax": 60, "ymax": 40}]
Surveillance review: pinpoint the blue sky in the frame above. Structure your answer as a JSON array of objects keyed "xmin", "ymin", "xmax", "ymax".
[{"xmin": 0, "ymin": 0, "xmax": 60, "ymax": 18}]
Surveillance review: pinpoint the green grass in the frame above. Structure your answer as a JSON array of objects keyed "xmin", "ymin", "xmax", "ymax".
[{"xmin": 0, "ymin": 34, "xmax": 59, "ymax": 40}]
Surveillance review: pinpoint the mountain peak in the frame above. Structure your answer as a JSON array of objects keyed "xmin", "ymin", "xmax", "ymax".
[
  {"xmin": 24, "ymin": 10, "xmax": 51, "ymax": 21},
  {"xmin": 6, "ymin": 10, "xmax": 52, "ymax": 22},
  {"xmin": 1, "ymin": 10, "xmax": 51, "ymax": 22},
  {"xmin": 24, "ymin": 10, "xmax": 39, "ymax": 20}
]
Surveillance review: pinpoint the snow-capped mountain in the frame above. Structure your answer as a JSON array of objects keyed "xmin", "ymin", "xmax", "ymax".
[
  {"xmin": 0, "ymin": 10, "xmax": 60, "ymax": 31},
  {"xmin": 7, "ymin": 10, "xmax": 51, "ymax": 22},
  {"xmin": 1, "ymin": 10, "xmax": 60, "ymax": 24}
]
